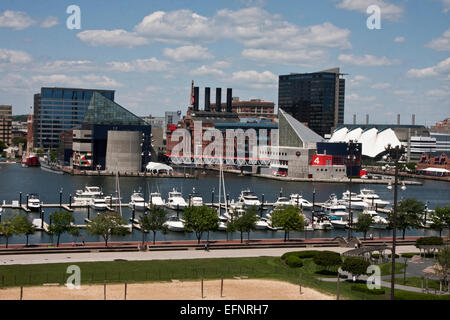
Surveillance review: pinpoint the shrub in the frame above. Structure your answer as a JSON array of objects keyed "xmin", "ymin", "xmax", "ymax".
[
  {"xmin": 342, "ymin": 257, "xmax": 371, "ymax": 278},
  {"xmin": 400, "ymin": 253, "xmax": 420, "ymax": 258},
  {"xmin": 285, "ymin": 256, "xmax": 303, "ymax": 268},
  {"xmin": 281, "ymin": 250, "xmax": 320, "ymax": 260},
  {"xmin": 313, "ymin": 251, "xmax": 342, "ymax": 269},
  {"xmin": 351, "ymin": 283, "xmax": 385, "ymax": 295},
  {"xmin": 388, "ymin": 254, "xmax": 400, "ymax": 259},
  {"xmin": 371, "ymin": 253, "xmax": 380, "ymax": 259},
  {"xmin": 416, "ymin": 237, "xmax": 444, "ymax": 247}
]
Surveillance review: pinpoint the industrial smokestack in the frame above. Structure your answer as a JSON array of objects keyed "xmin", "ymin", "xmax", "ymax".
[
  {"xmin": 366, "ymin": 114, "xmax": 369, "ymax": 125},
  {"xmin": 215, "ymin": 88, "xmax": 222, "ymax": 112},
  {"xmin": 397, "ymin": 114, "xmax": 401, "ymax": 125},
  {"xmin": 204, "ymin": 87, "xmax": 210, "ymax": 111},
  {"xmin": 226, "ymin": 88, "xmax": 232, "ymax": 113},
  {"xmin": 353, "ymin": 114, "xmax": 356, "ymax": 125},
  {"xmin": 412, "ymin": 114, "xmax": 415, "ymax": 126},
  {"xmin": 193, "ymin": 87, "xmax": 199, "ymax": 111}
]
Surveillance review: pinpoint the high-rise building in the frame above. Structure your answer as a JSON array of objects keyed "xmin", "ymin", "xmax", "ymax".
[
  {"xmin": 0, "ymin": 105, "xmax": 12, "ymax": 145},
  {"xmin": 278, "ymin": 68, "xmax": 345, "ymax": 137},
  {"xmin": 33, "ymin": 87, "xmax": 115, "ymax": 150}
]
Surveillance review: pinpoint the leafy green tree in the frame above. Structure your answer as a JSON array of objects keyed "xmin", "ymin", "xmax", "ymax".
[
  {"xmin": 50, "ymin": 150, "xmax": 58, "ymax": 162},
  {"xmin": 389, "ymin": 198, "xmax": 424, "ymax": 239},
  {"xmin": 271, "ymin": 205, "xmax": 305, "ymax": 242},
  {"xmin": 68, "ymin": 227, "xmax": 81, "ymax": 244},
  {"xmin": 0, "ymin": 217, "xmax": 18, "ymax": 248},
  {"xmin": 228, "ymin": 206, "xmax": 258, "ymax": 243},
  {"xmin": 86, "ymin": 213, "xmax": 128, "ymax": 247},
  {"xmin": 435, "ymin": 247, "xmax": 450, "ymax": 287},
  {"xmin": 13, "ymin": 214, "xmax": 36, "ymax": 246},
  {"xmin": 183, "ymin": 206, "xmax": 219, "ymax": 244},
  {"xmin": 48, "ymin": 210, "xmax": 75, "ymax": 247},
  {"xmin": 355, "ymin": 214, "xmax": 374, "ymax": 240},
  {"xmin": 0, "ymin": 140, "xmax": 7, "ymax": 153},
  {"xmin": 430, "ymin": 206, "xmax": 450, "ymax": 238},
  {"xmin": 341, "ymin": 257, "xmax": 371, "ymax": 280},
  {"xmin": 12, "ymin": 137, "xmax": 27, "ymax": 148},
  {"xmin": 138, "ymin": 206, "xmax": 168, "ymax": 245}
]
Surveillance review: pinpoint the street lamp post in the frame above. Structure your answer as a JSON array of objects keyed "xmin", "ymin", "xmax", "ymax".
[{"xmin": 384, "ymin": 144, "xmax": 406, "ymax": 301}]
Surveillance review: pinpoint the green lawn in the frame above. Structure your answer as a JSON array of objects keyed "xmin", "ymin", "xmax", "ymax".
[
  {"xmin": 389, "ymin": 277, "xmax": 443, "ymax": 291},
  {"xmin": 379, "ymin": 262, "xmax": 406, "ymax": 276},
  {"xmin": 0, "ymin": 255, "xmax": 448, "ymax": 300}
]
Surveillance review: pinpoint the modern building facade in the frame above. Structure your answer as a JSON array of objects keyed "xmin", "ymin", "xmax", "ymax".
[
  {"xmin": 33, "ymin": 87, "xmax": 115, "ymax": 150},
  {"xmin": 279, "ymin": 68, "xmax": 345, "ymax": 137},
  {"xmin": 0, "ymin": 105, "xmax": 12, "ymax": 145}
]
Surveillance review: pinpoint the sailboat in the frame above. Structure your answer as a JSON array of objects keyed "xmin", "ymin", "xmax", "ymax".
[{"xmin": 217, "ymin": 156, "xmax": 229, "ymax": 231}]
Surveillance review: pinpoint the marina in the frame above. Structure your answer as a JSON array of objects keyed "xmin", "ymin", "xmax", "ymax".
[{"xmin": 0, "ymin": 163, "xmax": 449, "ymax": 245}]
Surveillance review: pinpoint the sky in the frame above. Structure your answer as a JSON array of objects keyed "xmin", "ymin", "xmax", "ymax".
[{"xmin": 0, "ymin": 0, "xmax": 449, "ymax": 126}]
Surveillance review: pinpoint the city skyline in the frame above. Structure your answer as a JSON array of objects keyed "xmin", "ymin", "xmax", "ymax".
[{"xmin": 0, "ymin": 0, "xmax": 449, "ymax": 126}]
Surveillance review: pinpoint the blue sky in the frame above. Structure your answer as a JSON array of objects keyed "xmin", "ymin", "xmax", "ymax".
[{"xmin": 0, "ymin": 0, "xmax": 449, "ymax": 125}]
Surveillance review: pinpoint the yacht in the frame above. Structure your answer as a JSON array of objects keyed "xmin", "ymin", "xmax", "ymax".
[
  {"xmin": 166, "ymin": 189, "xmax": 188, "ymax": 210},
  {"xmin": 339, "ymin": 191, "xmax": 369, "ymax": 210},
  {"xmin": 73, "ymin": 186, "xmax": 104, "ymax": 205},
  {"xmin": 312, "ymin": 216, "xmax": 333, "ymax": 230},
  {"xmin": 371, "ymin": 215, "xmax": 389, "ymax": 229},
  {"xmin": 89, "ymin": 196, "xmax": 108, "ymax": 211},
  {"xmin": 189, "ymin": 188, "xmax": 204, "ymax": 207},
  {"xmin": 321, "ymin": 194, "xmax": 347, "ymax": 214},
  {"xmin": 273, "ymin": 196, "xmax": 291, "ymax": 207},
  {"xmin": 238, "ymin": 189, "xmax": 261, "ymax": 207},
  {"xmin": 149, "ymin": 192, "xmax": 165, "ymax": 207},
  {"xmin": 129, "ymin": 191, "xmax": 148, "ymax": 211},
  {"xmin": 163, "ymin": 215, "xmax": 185, "ymax": 232},
  {"xmin": 289, "ymin": 194, "xmax": 313, "ymax": 209},
  {"xmin": 217, "ymin": 215, "xmax": 228, "ymax": 231},
  {"xmin": 255, "ymin": 217, "xmax": 269, "ymax": 230},
  {"xmin": 358, "ymin": 189, "xmax": 390, "ymax": 208},
  {"xmin": 329, "ymin": 216, "xmax": 349, "ymax": 229},
  {"xmin": 27, "ymin": 194, "xmax": 41, "ymax": 211}
]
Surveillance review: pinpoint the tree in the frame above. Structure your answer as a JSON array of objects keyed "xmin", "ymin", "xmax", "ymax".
[
  {"xmin": 0, "ymin": 140, "xmax": 7, "ymax": 154},
  {"xmin": 313, "ymin": 251, "xmax": 342, "ymax": 271},
  {"xmin": 48, "ymin": 210, "xmax": 75, "ymax": 247},
  {"xmin": 183, "ymin": 206, "xmax": 219, "ymax": 244},
  {"xmin": 12, "ymin": 137, "xmax": 27, "ymax": 148},
  {"xmin": 13, "ymin": 214, "xmax": 36, "ymax": 246},
  {"xmin": 430, "ymin": 206, "xmax": 450, "ymax": 238},
  {"xmin": 355, "ymin": 214, "xmax": 374, "ymax": 240},
  {"xmin": 435, "ymin": 247, "xmax": 450, "ymax": 287},
  {"xmin": 271, "ymin": 205, "xmax": 305, "ymax": 242},
  {"xmin": 228, "ymin": 206, "xmax": 258, "ymax": 243},
  {"xmin": 0, "ymin": 218, "xmax": 18, "ymax": 248},
  {"xmin": 68, "ymin": 227, "xmax": 81, "ymax": 244},
  {"xmin": 138, "ymin": 206, "xmax": 168, "ymax": 245},
  {"xmin": 86, "ymin": 213, "xmax": 128, "ymax": 247},
  {"xmin": 341, "ymin": 257, "xmax": 371, "ymax": 280},
  {"xmin": 389, "ymin": 198, "xmax": 424, "ymax": 239}
]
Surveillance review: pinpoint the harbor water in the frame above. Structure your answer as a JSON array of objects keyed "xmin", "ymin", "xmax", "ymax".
[{"xmin": 0, "ymin": 163, "xmax": 449, "ymax": 245}]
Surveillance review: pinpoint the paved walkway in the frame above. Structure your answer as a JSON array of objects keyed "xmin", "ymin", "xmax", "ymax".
[{"xmin": 0, "ymin": 245, "xmax": 420, "ymax": 266}]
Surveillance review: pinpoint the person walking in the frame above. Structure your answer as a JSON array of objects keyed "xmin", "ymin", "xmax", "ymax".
[{"xmin": 82, "ymin": 236, "xmax": 85, "ymax": 246}]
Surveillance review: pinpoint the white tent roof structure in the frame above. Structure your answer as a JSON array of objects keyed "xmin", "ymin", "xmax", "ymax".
[
  {"xmin": 329, "ymin": 127, "xmax": 402, "ymax": 158},
  {"xmin": 145, "ymin": 162, "xmax": 173, "ymax": 172},
  {"xmin": 420, "ymin": 167, "xmax": 450, "ymax": 173}
]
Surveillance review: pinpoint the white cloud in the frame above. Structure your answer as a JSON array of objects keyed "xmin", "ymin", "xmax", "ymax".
[
  {"xmin": 335, "ymin": 0, "xmax": 404, "ymax": 21},
  {"xmin": 31, "ymin": 74, "xmax": 123, "ymax": 88},
  {"xmin": 107, "ymin": 58, "xmax": 169, "ymax": 72},
  {"xmin": 394, "ymin": 36, "xmax": 405, "ymax": 43},
  {"xmin": 393, "ymin": 90, "xmax": 413, "ymax": 95},
  {"xmin": 191, "ymin": 65, "xmax": 225, "ymax": 77},
  {"xmin": 348, "ymin": 75, "xmax": 371, "ymax": 88},
  {"xmin": 242, "ymin": 48, "xmax": 326, "ymax": 65},
  {"xmin": 338, "ymin": 54, "xmax": 400, "ymax": 66},
  {"xmin": 407, "ymin": 57, "xmax": 450, "ymax": 78},
  {"xmin": 231, "ymin": 70, "xmax": 277, "ymax": 83},
  {"xmin": 163, "ymin": 45, "xmax": 213, "ymax": 62},
  {"xmin": 442, "ymin": 0, "xmax": 450, "ymax": 13},
  {"xmin": 37, "ymin": 60, "xmax": 94, "ymax": 73},
  {"xmin": 426, "ymin": 29, "xmax": 450, "ymax": 51},
  {"xmin": 40, "ymin": 16, "xmax": 58, "ymax": 28},
  {"xmin": 426, "ymin": 88, "xmax": 450, "ymax": 97},
  {"xmin": 0, "ymin": 48, "xmax": 32, "ymax": 64},
  {"xmin": 0, "ymin": 10, "xmax": 35, "ymax": 30},
  {"xmin": 371, "ymin": 82, "xmax": 391, "ymax": 89},
  {"xmin": 77, "ymin": 29, "xmax": 149, "ymax": 47},
  {"xmin": 346, "ymin": 93, "xmax": 376, "ymax": 102}
]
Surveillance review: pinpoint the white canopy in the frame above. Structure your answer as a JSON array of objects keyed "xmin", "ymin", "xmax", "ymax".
[
  {"xmin": 420, "ymin": 167, "xmax": 450, "ymax": 173},
  {"xmin": 145, "ymin": 162, "xmax": 173, "ymax": 172}
]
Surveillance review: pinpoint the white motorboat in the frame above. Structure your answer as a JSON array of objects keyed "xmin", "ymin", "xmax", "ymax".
[
  {"xmin": 73, "ymin": 186, "xmax": 104, "ymax": 205},
  {"xmin": 129, "ymin": 191, "xmax": 148, "ymax": 211},
  {"xmin": 89, "ymin": 196, "xmax": 108, "ymax": 211},
  {"xmin": 289, "ymin": 194, "xmax": 313, "ymax": 209},
  {"xmin": 260, "ymin": 217, "xmax": 281, "ymax": 231},
  {"xmin": 189, "ymin": 188, "xmax": 203, "ymax": 207},
  {"xmin": 321, "ymin": 194, "xmax": 347, "ymax": 214},
  {"xmin": 358, "ymin": 189, "xmax": 390, "ymax": 208},
  {"xmin": 27, "ymin": 194, "xmax": 41, "ymax": 211},
  {"xmin": 418, "ymin": 209, "xmax": 434, "ymax": 228},
  {"xmin": 329, "ymin": 216, "xmax": 349, "ymax": 229},
  {"xmin": 149, "ymin": 192, "xmax": 165, "ymax": 207},
  {"xmin": 255, "ymin": 217, "xmax": 269, "ymax": 230},
  {"xmin": 371, "ymin": 215, "xmax": 389, "ymax": 229},
  {"xmin": 166, "ymin": 189, "xmax": 188, "ymax": 210},
  {"xmin": 273, "ymin": 196, "xmax": 291, "ymax": 207},
  {"xmin": 238, "ymin": 189, "xmax": 261, "ymax": 207},
  {"xmin": 217, "ymin": 215, "xmax": 228, "ymax": 231},
  {"xmin": 312, "ymin": 216, "xmax": 333, "ymax": 230},
  {"xmin": 163, "ymin": 215, "xmax": 185, "ymax": 232},
  {"xmin": 339, "ymin": 191, "xmax": 369, "ymax": 210}
]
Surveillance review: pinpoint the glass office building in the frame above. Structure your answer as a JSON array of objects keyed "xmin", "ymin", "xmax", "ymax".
[
  {"xmin": 33, "ymin": 87, "xmax": 115, "ymax": 150},
  {"xmin": 278, "ymin": 68, "xmax": 345, "ymax": 137}
]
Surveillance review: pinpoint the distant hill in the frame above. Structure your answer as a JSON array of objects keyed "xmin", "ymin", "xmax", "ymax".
[{"xmin": 12, "ymin": 115, "xmax": 28, "ymax": 122}]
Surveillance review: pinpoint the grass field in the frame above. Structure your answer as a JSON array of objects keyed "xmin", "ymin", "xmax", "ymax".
[{"xmin": 0, "ymin": 255, "xmax": 448, "ymax": 300}]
